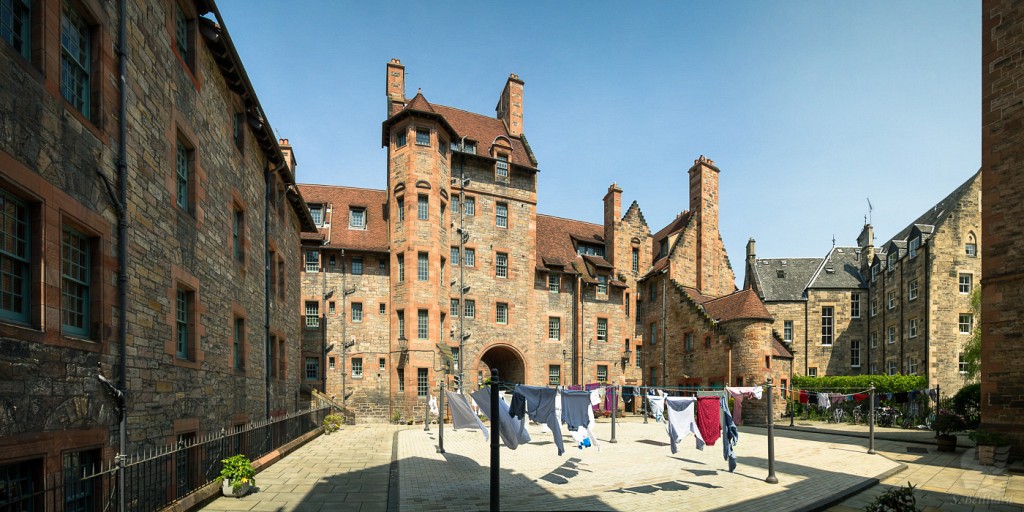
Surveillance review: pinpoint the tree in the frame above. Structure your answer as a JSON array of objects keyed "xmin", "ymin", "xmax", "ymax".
[{"xmin": 961, "ymin": 287, "xmax": 981, "ymax": 381}]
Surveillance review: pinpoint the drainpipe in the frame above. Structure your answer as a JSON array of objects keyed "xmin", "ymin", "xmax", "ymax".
[
  {"xmin": 581, "ymin": 276, "xmax": 586, "ymax": 385},
  {"xmin": 457, "ymin": 138, "xmax": 467, "ymax": 392},
  {"xmin": 572, "ymin": 275, "xmax": 579, "ymax": 385},
  {"xmin": 264, "ymin": 166, "xmax": 273, "ymax": 419},
  {"xmin": 116, "ymin": 1, "xmax": 128, "ymax": 509},
  {"xmin": 661, "ymin": 270, "xmax": 667, "ymax": 388},
  {"xmin": 321, "ymin": 249, "xmax": 328, "ymax": 394},
  {"xmin": 924, "ymin": 242, "xmax": 930, "ymax": 386},
  {"xmin": 899, "ymin": 258, "xmax": 905, "ymax": 373}
]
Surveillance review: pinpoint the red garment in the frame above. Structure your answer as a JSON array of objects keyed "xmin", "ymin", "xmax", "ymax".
[
  {"xmin": 799, "ymin": 390, "xmax": 809, "ymax": 404},
  {"xmin": 854, "ymin": 393, "xmax": 868, "ymax": 402},
  {"xmin": 695, "ymin": 397, "xmax": 721, "ymax": 446}
]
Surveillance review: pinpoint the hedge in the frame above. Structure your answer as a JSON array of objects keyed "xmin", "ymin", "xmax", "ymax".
[{"xmin": 792, "ymin": 375, "xmax": 928, "ymax": 394}]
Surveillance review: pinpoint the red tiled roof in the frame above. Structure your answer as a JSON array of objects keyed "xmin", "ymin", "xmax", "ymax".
[
  {"xmin": 433, "ymin": 104, "xmax": 536, "ymax": 169},
  {"xmin": 772, "ymin": 336, "xmax": 794, "ymax": 359},
  {"xmin": 651, "ymin": 212, "xmax": 692, "ymax": 264},
  {"xmin": 678, "ymin": 284, "xmax": 713, "ymax": 305},
  {"xmin": 536, "ymin": 215, "xmax": 605, "ymax": 274},
  {"xmin": 381, "ymin": 92, "xmax": 457, "ymax": 146},
  {"xmin": 701, "ymin": 289, "xmax": 773, "ymax": 323},
  {"xmin": 296, "ymin": 184, "xmax": 389, "ymax": 253}
]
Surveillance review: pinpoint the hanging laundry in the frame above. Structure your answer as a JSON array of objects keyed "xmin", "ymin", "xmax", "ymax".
[
  {"xmin": 925, "ymin": 388, "xmax": 938, "ymax": 402},
  {"xmin": 429, "ymin": 395, "xmax": 439, "ymax": 415},
  {"xmin": 726, "ymin": 386, "xmax": 763, "ymax": 426},
  {"xmin": 695, "ymin": 396, "xmax": 721, "ymax": 446},
  {"xmin": 853, "ymin": 393, "xmax": 868, "ymax": 402},
  {"xmin": 446, "ymin": 390, "xmax": 488, "ymax": 440},
  {"xmin": 603, "ymin": 386, "xmax": 617, "ymax": 414},
  {"xmin": 721, "ymin": 395, "xmax": 739, "ymax": 472},
  {"xmin": 817, "ymin": 391, "xmax": 831, "ymax": 409},
  {"xmin": 894, "ymin": 392, "xmax": 909, "ymax": 404},
  {"xmin": 647, "ymin": 392, "xmax": 667, "ymax": 423},
  {"xmin": 561, "ymin": 391, "xmax": 600, "ymax": 451},
  {"xmin": 909, "ymin": 390, "xmax": 919, "ymax": 401},
  {"xmin": 471, "ymin": 387, "xmax": 531, "ymax": 449},
  {"xmin": 509, "ymin": 385, "xmax": 565, "ymax": 456},
  {"xmin": 799, "ymin": 390, "xmax": 809, "ymax": 404},
  {"xmin": 665, "ymin": 397, "xmax": 706, "ymax": 454},
  {"xmin": 623, "ymin": 386, "xmax": 635, "ymax": 412},
  {"xmin": 830, "ymin": 394, "xmax": 846, "ymax": 407}
]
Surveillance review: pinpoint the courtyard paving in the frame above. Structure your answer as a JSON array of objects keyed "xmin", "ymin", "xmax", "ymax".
[{"xmin": 200, "ymin": 415, "xmax": 1024, "ymax": 511}]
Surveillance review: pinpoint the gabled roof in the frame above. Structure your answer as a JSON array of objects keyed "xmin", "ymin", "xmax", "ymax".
[
  {"xmin": 296, "ymin": 184, "xmax": 389, "ymax": 253},
  {"xmin": 772, "ymin": 336, "xmax": 794, "ymax": 359},
  {"xmin": 880, "ymin": 170, "xmax": 981, "ymax": 247},
  {"xmin": 650, "ymin": 212, "xmax": 692, "ymax": 264},
  {"xmin": 432, "ymin": 104, "xmax": 537, "ymax": 169},
  {"xmin": 380, "ymin": 91, "xmax": 458, "ymax": 146},
  {"xmin": 808, "ymin": 246, "xmax": 868, "ymax": 289},
  {"xmin": 535, "ymin": 214, "xmax": 605, "ymax": 275},
  {"xmin": 749, "ymin": 258, "xmax": 821, "ymax": 302},
  {"xmin": 701, "ymin": 289, "xmax": 773, "ymax": 323}
]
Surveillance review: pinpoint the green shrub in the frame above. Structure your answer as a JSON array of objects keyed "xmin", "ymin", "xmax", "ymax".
[
  {"xmin": 865, "ymin": 483, "xmax": 919, "ymax": 512},
  {"xmin": 390, "ymin": 408, "xmax": 401, "ymax": 424},
  {"xmin": 793, "ymin": 374, "xmax": 927, "ymax": 394},
  {"xmin": 219, "ymin": 454, "xmax": 255, "ymax": 492},
  {"xmin": 951, "ymin": 383, "xmax": 980, "ymax": 429},
  {"xmin": 323, "ymin": 414, "xmax": 342, "ymax": 434}
]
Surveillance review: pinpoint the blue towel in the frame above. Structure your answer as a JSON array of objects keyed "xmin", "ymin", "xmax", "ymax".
[{"xmin": 721, "ymin": 395, "xmax": 738, "ymax": 472}]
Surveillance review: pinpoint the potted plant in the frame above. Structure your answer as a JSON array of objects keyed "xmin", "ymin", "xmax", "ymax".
[
  {"xmin": 323, "ymin": 414, "xmax": 343, "ymax": 434},
  {"xmin": 219, "ymin": 454, "xmax": 255, "ymax": 497},
  {"xmin": 933, "ymin": 409, "xmax": 966, "ymax": 452},
  {"xmin": 969, "ymin": 430, "xmax": 1009, "ymax": 466}
]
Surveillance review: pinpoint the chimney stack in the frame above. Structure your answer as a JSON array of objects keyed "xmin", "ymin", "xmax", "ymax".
[
  {"xmin": 386, "ymin": 58, "xmax": 406, "ymax": 117},
  {"xmin": 279, "ymin": 138, "xmax": 296, "ymax": 177},
  {"xmin": 603, "ymin": 183, "xmax": 622, "ymax": 265},
  {"xmin": 496, "ymin": 73, "xmax": 524, "ymax": 137}
]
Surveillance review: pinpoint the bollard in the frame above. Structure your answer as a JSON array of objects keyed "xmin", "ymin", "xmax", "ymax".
[
  {"xmin": 610, "ymin": 385, "xmax": 618, "ymax": 443},
  {"xmin": 437, "ymin": 381, "xmax": 445, "ymax": 454},
  {"xmin": 490, "ymin": 368, "xmax": 499, "ymax": 512},
  {"xmin": 424, "ymin": 395, "xmax": 430, "ymax": 432},
  {"xmin": 643, "ymin": 389, "xmax": 648, "ymax": 424},
  {"xmin": 765, "ymin": 377, "xmax": 778, "ymax": 484},
  {"xmin": 868, "ymin": 383, "xmax": 876, "ymax": 454}
]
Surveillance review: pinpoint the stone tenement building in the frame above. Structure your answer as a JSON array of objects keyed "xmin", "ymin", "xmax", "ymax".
[
  {"xmin": 0, "ymin": 0, "xmax": 314, "ymax": 494},
  {"xmin": 982, "ymin": 0, "xmax": 1024, "ymax": 451},
  {"xmin": 300, "ymin": 60, "xmax": 792, "ymax": 423},
  {"xmin": 744, "ymin": 171, "xmax": 982, "ymax": 395}
]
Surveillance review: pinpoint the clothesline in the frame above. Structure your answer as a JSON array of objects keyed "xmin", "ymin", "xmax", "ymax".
[{"xmin": 794, "ymin": 385, "xmax": 937, "ymax": 393}]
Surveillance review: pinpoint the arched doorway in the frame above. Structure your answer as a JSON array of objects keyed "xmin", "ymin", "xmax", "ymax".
[{"xmin": 478, "ymin": 345, "xmax": 526, "ymax": 385}]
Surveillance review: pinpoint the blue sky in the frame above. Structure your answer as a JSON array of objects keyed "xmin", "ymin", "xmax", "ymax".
[{"xmin": 218, "ymin": 1, "xmax": 980, "ymax": 284}]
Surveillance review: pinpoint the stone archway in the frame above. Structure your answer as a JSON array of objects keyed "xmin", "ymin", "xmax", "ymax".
[{"xmin": 478, "ymin": 345, "xmax": 526, "ymax": 385}]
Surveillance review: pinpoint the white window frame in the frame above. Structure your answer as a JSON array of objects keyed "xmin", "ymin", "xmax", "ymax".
[
  {"xmin": 352, "ymin": 357, "xmax": 363, "ymax": 378},
  {"xmin": 887, "ymin": 291, "xmax": 895, "ymax": 310},
  {"xmin": 496, "ymin": 252, "xmax": 508, "ymax": 278},
  {"xmin": 496, "ymin": 202, "xmax": 508, "ymax": 228},
  {"xmin": 496, "ymin": 302, "xmax": 508, "ymax": 325},
  {"xmin": 596, "ymin": 318, "xmax": 607, "ymax": 342},
  {"xmin": 548, "ymin": 274, "xmax": 559, "ymax": 293},
  {"xmin": 783, "ymin": 320, "xmax": 793, "ymax": 342},
  {"xmin": 959, "ymin": 274, "xmax": 972, "ymax": 294},
  {"xmin": 548, "ymin": 317, "xmax": 560, "ymax": 340},
  {"xmin": 850, "ymin": 340, "xmax": 861, "ymax": 368},
  {"xmin": 959, "ymin": 313, "xmax": 973, "ymax": 334},
  {"xmin": 821, "ymin": 306, "xmax": 834, "ymax": 346},
  {"xmin": 305, "ymin": 250, "xmax": 320, "ymax": 273},
  {"xmin": 887, "ymin": 325, "xmax": 896, "ymax": 344},
  {"xmin": 850, "ymin": 293, "xmax": 860, "ymax": 319},
  {"xmin": 909, "ymin": 318, "xmax": 917, "ymax": 338},
  {"xmin": 908, "ymin": 280, "xmax": 918, "ymax": 300},
  {"xmin": 349, "ymin": 207, "xmax": 366, "ymax": 229}
]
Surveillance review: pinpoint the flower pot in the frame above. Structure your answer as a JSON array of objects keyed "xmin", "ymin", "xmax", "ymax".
[
  {"xmin": 978, "ymin": 445, "xmax": 996, "ymax": 465},
  {"xmin": 222, "ymin": 479, "xmax": 252, "ymax": 498},
  {"xmin": 936, "ymin": 434, "xmax": 957, "ymax": 452}
]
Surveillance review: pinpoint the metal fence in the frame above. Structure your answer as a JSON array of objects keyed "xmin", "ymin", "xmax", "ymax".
[{"xmin": 2, "ymin": 406, "xmax": 329, "ymax": 512}]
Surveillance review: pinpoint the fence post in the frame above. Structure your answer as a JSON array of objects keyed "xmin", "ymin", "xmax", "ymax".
[
  {"xmin": 424, "ymin": 395, "xmax": 430, "ymax": 432},
  {"xmin": 610, "ymin": 385, "xmax": 618, "ymax": 443},
  {"xmin": 490, "ymin": 368, "xmax": 499, "ymax": 512},
  {"xmin": 765, "ymin": 377, "xmax": 778, "ymax": 484},
  {"xmin": 643, "ymin": 388, "xmax": 648, "ymax": 424},
  {"xmin": 437, "ymin": 381, "xmax": 446, "ymax": 454},
  {"xmin": 868, "ymin": 383, "xmax": 876, "ymax": 454}
]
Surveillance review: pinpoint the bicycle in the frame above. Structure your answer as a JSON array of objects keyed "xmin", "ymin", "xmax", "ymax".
[
  {"xmin": 831, "ymin": 407, "xmax": 846, "ymax": 424},
  {"xmin": 851, "ymin": 405, "xmax": 864, "ymax": 425}
]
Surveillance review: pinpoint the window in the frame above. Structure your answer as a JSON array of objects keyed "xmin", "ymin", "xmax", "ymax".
[
  {"xmin": 636, "ymin": 346, "xmax": 642, "ymax": 368},
  {"xmin": 650, "ymin": 323, "xmax": 657, "ymax": 345},
  {"xmin": 232, "ymin": 208, "xmax": 245, "ymax": 263},
  {"xmin": 174, "ymin": 3, "xmax": 195, "ymax": 72},
  {"xmin": 352, "ymin": 302, "xmax": 363, "ymax": 323},
  {"xmin": 464, "ymin": 248, "xmax": 475, "ymax": 267},
  {"xmin": 496, "ymin": 302, "xmax": 508, "ymax": 324},
  {"xmin": 451, "ymin": 247, "xmax": 459, "ymax": 265},
  {"xmin": 870, "ymin": 331, "xmax": 878, "ymax": 348},
  {"xmin": 61, "ymin": 227, "xmax": 91, "ymax": 337},
  {"xmin": 548, "ymin": 274, "xmax": 559, "ymax": 293},
  {"xmin": 396, "ymin": 197, "xmax": 405, "ymax": 222},
  {"xmin": 909, "ymin": 237, "xmax": 920, "ymax": 258},
  {"xmin": 871, "ymin": 298, "xmax": 878, "ymax": 316},
  {"xmin": 64, "ymin": 449, "xmax": 100, "ymax": 512},
  {"xmin": 417, "ymin": 309, "xmax": 428, "ymax": 339},
  {"xmin": 548, "ymin": 317, "xmax": 560, "ymax": 340},
  {"xmin": 851, "ymin": 293, "xmax": 860, "ymax": 319},
  {"xmin": 464, "ymin": 197, "xmax": 475, "ymax": 216},
  {"xmin": 438, "ymin": 138, "xmax": 447, "ymax": 158},
  {"xmin": 305, "ymin": 357, "xmax": 319, "ymax": 380},
  {"xmin": 632, "ymin": 248, "xmax": 639, "ymax": 273},
  {"xmin": 352, "ymin": 256, "xmax": 363, "ymax": 275},
  {"xmin": 887, "ymin": 251, "xmax": 897, "ymax": 271},
  {"xmin": 704, "ymin": 335, "xmax": 711, "ymax": 349},
  {"xmin": 380, "ymin": 357, "xmax": 386, "ymax": 371},
  {"xmin": 451, "ymin": 196, "xmax": 459, "ymax": 214},
  {"xmin": 887, "ymin": 360, "xmax": 897, "ymax": 376},
  {"xmin": 233, "ymin": 112, "xmax": 245, "ymax": 151},
  {"xmin": 959, "ymin": 274, "xmax": 972, "ymax": 294},
  {"xmin": 650, "ymin": 281, "xmax": 657, "ymax": 301},
  {"xmin": 450, "ymin": 299, "xmax": 460, "ymax": 317},
  {"xmin": 233, "ymin": 317, "xmax": 244, "ymax": 371},
  {"xmin": 352, "ymin": 357, "xmax": 363, "ymax": 378},
  {"xmin": 597, "ymin": 275, "xmax": 608, "ymax": 294},
  {"xmin": 908, "ymin": 280, "xmax": 918, "ymax": 300},
  {"xmin": 807, "ymin": 367, "xmax": 817, "ymax": 377},
  {"xmin": 464, "ymin": 299, "xmax": 475, "ymax": 318},
  {"xmin": 175, "ymin": 141, "xmax": 192, "ymax": 211},
  {"xmin": 398, "ymin": 368, "xmax": 405, "ymax": 392},
  {"xmin": 396, "ymin": 130, "xmax": 407, "ymax": 148},
  {"xmin": 907, "ymin": 357, "xmax": 917, "ymax": 375},
  {"xmin": 625, "ymin": 293, "xmax": 630, "ymax": 317},
  {"xmin": 765, "ymin": 355, "xmax": 771, "ymax": 369},
  {"xmin": 821, "ymin": 306, "xmax": 833, "ymax": 346},
  {"xmin": 416, "ymin": 128, "xmax": 430, "ymax": 146},
  {"xmin": 61, "ymin": 0, "xmax": 91, "ymax": 118},
  {"xmin": 176, "ymin": 288, "xmax": 193, "ymax": 359},
  {"xmin": 496, "ymin": 252, "xmax": 508, "ymax": 278},
  {"xmin": 959, "ymin": 353, "xmax": 968, "ymax": 374},
  {"xmin": 684, "ymin": 333, "xmax": 694, "ymax": 352},
  {"xmin": 451, "ymin": 347, "xmax": 459, "ymax": 370},
  {"xmin": 909, "ymin": 318, "xmax": 918, "ymax": 338},
  {"xmin": 496, "ymin": 154, "xmax": 509, "ymax": 179},
  {"xmin": 871, "ymin": 264, "xmax": 879, "ymax": 282},
  {"xmin": 783, "ymin": 320, "xmax": 793, "ymax": 342},
  {"xmin": 417, "ymin": 368, "xmax": 428, "ymax": 397},
  {"xmin": 309, "ymin": 204, "xmax": 324, "ymax": 226},
  {"xmin": 329, "ymin": 356, "xmax": 335, "ymax": 370},
  {"xmin": 277, "ymin": 257, "xmax": 285, "ymax": 298},
  {"xmin": 397, "ymin": 310, "xmax": 405, "ymax": 339},
  {"xmin": 305, "ymin": 250, "xmax": 319, "ymax": 272},
  {"xmin": 966, "ymin": 233, "xmax": 977, "ymax": 257},
  {"xmin": 548, "ymin": 365, "xmax": 560, "ymax": 386},
  {"xmin": 597, "ymin": 318, "xmax": 608, "ymax": 342},
  {"xmin": 850, "ymin": 340, "xmax": 861, "ymax": 368},
  {"xmin": 959, "ymin": 314, "xmax": 973, "ymax": 334},
  {"xmin": 379, "ymin": 303, "xmax": 386, "ymax": 315},
  {"xmin": 649, "ymin": 367, "xmax": 657, "ymax": 386},
  {"xmin": 597, "ymin": 365, "xmax": 608, "ymax": 383},
  {"xmin": 329, "ymin": 301, "xmax": 335, "ymax": 314},
  {"xmin": 0, "ymin": 189, "xmax": 29, "ymax": 324},
  {"xmin": 439, "ymin": 313, "xmax": 445, "ymax": 341},
  {"xmin": 887, "ymin": 291, "xmax": 896, "ymax": 310},
  {"xmin": 417, "ymin": 252, "xmax": 428, "ymax": 281},
  {"xmin": 870, "ymin": 363, "xmax": 878, "ymax": 374},
  {"xmin": 397, "ymin": 253, "xmax": 404, "ymax": 282},
  {"xmin": 576, "ymin": 244, "xmax": 605, "ymax": 257},
  {"xmin": 887, "ymin": 325, "xmax": 896, "ymax": 344},
  {"xmin": 349, "ymin": 207, "xmax": 366, "ymax": 229},
  {"xmin": 496, "ymin": 202, "xmax": 508, "ymax": 228},
  {"xmin": 1, "ymin": 0, "xmax": 31, "ymax": 60},
  {"xmin": 417, "ymin": 195, "xmax": 428, "ymax": 221},
  {"xmin": 305, "ymin": 302, "xmax": 319, "ymax": 329}
]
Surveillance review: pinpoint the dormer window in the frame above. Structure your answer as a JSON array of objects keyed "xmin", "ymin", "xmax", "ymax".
[
  {"xmin": 871, "ymin": 264, "xmax": 879, "ymax": 282},
  {"xmin": 309, "ymin": 204, "xmax": 324, "ymax": 227},
  {"xmin": 909, "ymin": 237, "xmax": 920, "ymax": 258},
  {"xmin": 659, "ymin": 240, "xmax": 668, "ymax": 258},
  {"xmin": 597, "ymin": 275, "xmax": 608, "ymax": 295},
  {"xmin": 349, "ymin": 207, "xmax": 366, "ymax": 229},
  {"xmin": 887, "ymin": 251, "xmax": 897, "ymax": 271},
  {"xmin": 576, "ymin": 244, "xmax": 605, "ymax": 257}
]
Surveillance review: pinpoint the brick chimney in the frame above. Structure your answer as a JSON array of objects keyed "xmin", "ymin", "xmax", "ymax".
[
  {"xmin": 689, "ymin": 155, "xmax": 721, "ymax": 295},
  {"xmin": 386, "ymin": 58, "xmax": 406, "ymax": 117},
  {"xmin": 279, "ymin": 138, "xmax": 296, "ymax": 177},
  {"xmin": 496, "ymin": 73, "xmax": 524, "ymax": 137},
  {"xmin": 603, "ymin": 183, "xmax": 622, "ymax": 265},
  {"xmin": 857, "ymin": 223, "xmax": 874, "ymax": 273},
  {"xmin": 743, "ymin": 238, "xmax": 756, "ymax": 289}
]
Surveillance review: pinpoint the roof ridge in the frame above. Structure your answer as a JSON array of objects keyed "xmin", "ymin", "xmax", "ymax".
[
  {"xmin": 297, "ymin": 183, "xmax": 387, "ymax": 193},
  {"xmin": 880, "ymin": 169, "xmax": 980, "ymax": 247},
  {"xmin": 537, "ymin": 212, "xmax": 601, "ymax": 228}
]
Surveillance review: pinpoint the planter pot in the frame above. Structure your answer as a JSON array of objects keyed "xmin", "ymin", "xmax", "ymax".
[
  {"xmin": 978, "ymin": 445, "xmax": 996, "ymax": 465},
  {"xmin": 222, "ymin": 479, "xmax": 252, "ymax": 498},
  {"xmin": 936, "ymin": 434, "xmax": 957, "ymax": 452}
]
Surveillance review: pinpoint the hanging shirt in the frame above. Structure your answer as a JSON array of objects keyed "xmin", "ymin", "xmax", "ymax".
[
  {"xmin": 665, "ymin": 397, "xmax": 706, "ymax": 454},
  {"xmin": 604, "ymin": 386, "xmax": 617, "ymax": 414},
  {"xmin": 726, "ymin": 386, "xmax": 763, "ymax": 426},
  {"xmin": 695, "ymin": 396, "xmax": 721, "ymax": 446},
  {"xmin": 445, "ymin": 390, "xmax": 488, "ymax": 441},
  {"xmin": 799, "ymin": 390, "xmax": 809, "ymax": 404},
  {"xmin": 647, "ymin": 393, "xmax": 667, "ymax": 423},
  {"xmin": 471, "ymin": 388, "xmax": 531, "ymax": 449},
  {"xmin": 429, "ymin": 395, "xmax": 439, "ymax": 415},
  {"xmin": 817, "ymin": 391, "xmax": 831, "ymax": 409},
  {"xmin": 509, "ymin": 385, "xmax": 565, "ymax": 456},
  {"xmin": 561, "ymin": 391, "xmax": 600, "ymax": 451},
  {"xmin": 721, "ymin": 395, "xmax": 738, "ymax": 472},
  {"xmin": 830, "ymin": 394, "xmax": 846, "ymax": 407}
]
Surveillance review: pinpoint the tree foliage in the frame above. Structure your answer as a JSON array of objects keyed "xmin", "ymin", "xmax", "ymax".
[
  {"xmin": 961, "ymin": 287, "xmax": 982, "ymax": 381},
  {"xmin": 793, "ymin": 374, "xmax": 928, "ymax": 394}
]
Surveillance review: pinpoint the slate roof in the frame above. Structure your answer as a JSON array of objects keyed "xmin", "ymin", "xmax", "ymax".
[
  {"xmin": 535, "ymin": 214, "xmax": 605, "ymax": 274},
  {"xmin": 432, "ymin": 104, "xmax": 537, "ymax": 169},
  {"xmin": 650, "ymin": 212, "xmax": 692, "ymax": 264},
  {"xmin": 807, "ymin": 246, "xmax": 868, "ymax": 290},
  {"xmin": 701, "ymin": 289, "xmax": 773, "ymax": 323},
  {"xmin": 296, "ymin": 184, "xmax": 389, "ymax": 253},
  {"xmin": 749, "ymin": 257, "xmax": 821, "ymax": 302},
  {"xmin": 880, "ymin": 170, "xmax": 981, "ymax": 247}
]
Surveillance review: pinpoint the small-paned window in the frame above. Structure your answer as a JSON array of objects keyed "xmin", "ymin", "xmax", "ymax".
[
  {"xmin": 783, "ymin": 320, "xmax": 793, "ymax": 342},
  {"xmin": 850, "ymin": 293, "xmax": 860, "ymax": 318},
  {"xmin": 496, "ymin": 302, "xmax": 508, "ymax": 324},
  {"xmin": 464, "ymin": 248, "xmax": 475, "ymax": 267},
  {"xmin": 959, "ymin": 274, "xmax": 972, "ymax": 294},
  {"xmin": 61, "ymin": 227, "xmax": 91, "ymax": 337},
  {"xmin": 959, "ymin": 314, "xmax": 973, "ymax": 334},
  {"xmin": 416, "ymin": 129, "xmax": 430, "ymax": 146},
  {"xmin": 597, "ymin": 275, "xmax": 608, "ymax": 294},
  {"xmin": 352, "ymin": 302, "xmax": 363, "ymax": 323},
  {"xmin": 821, "ymin": 306, "xmax": 833, "ymax": 345},
  {"xmin": 548, "ymin": 274, "xmax": 559, "ymax": 293},
  {"xmin": 418, "ymin": 195, "xmax": 428, "ymax": 220},
  {"xmin": 417, "ymin": 252, "xmax": 428, "ymax": 281},
  {"xmin": 305, "ymin": 250, "xmax": 319, "ymax": 273},
  {"xmin": 61, "ymin": 0, "xmax": 92, "ymax": 119},
  {"xmin": 305, "ymin": 301, "xmax": 319, "ymax": 329},
  {"xmin": 350, "ymin": 207, "xmax": 366, "ymax": 229},
  {"xmin": 596, "ymin": 365, "xmax": 608, "ymax": 383},
  {"xmin": 464, "ymin": 197, "xmax": 475, "ymax": 216},
  {"xmin": 496, "ymin": 252, "xmax": 508, "ymax": 278},
  {"xmin": 548, "ymin": 317, "xmax": 560, "ymax": 340},
  {"xmin": 596, "ymin": 318, "xmax": 607, "ymax": 342},
  {"xmin": 496, "ymin": 154, "xmax": 509, "ymax": 179},
  {"xmin": 2, "ymin": 0, "xmax": 32, "ymax": 61},
  {"xmin": 496, "ymin": 202, "xmax": 508, "ymax": 228},
  {"xmin": 549, "ymin": 365, "xmax": 560, "ymax": 386},
  {"xmin": 850, "ymin": 340, "xmax": 861, "ymax": 368},
  {"xmin": 396, "ymin": 130, "xmax": 407, "ymax": 147},
  {"xmin": 305, "ymin": 357, "xmax": 319, "ymax": 380},
  {"xmin": 417, "ymin": 309, "xmax": 428, "ymax": 339},
  {"xmin": 352, "ymin": 256, "xmax": 363, "ymax": 275},
  {"xmin": 396, "ymin": 197, "xmax": 405, "ymax": 222},
  {"xmin": 464, "ymin": 299, "xmax": 475, "ymax": 318},
  {"xmin": 0, "ymin": 189, "xmax": 31, "ymax": 324}
]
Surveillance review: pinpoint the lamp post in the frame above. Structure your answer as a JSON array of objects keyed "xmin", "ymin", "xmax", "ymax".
[{"xmin": 765, "ymin": 376, "xmax": 778, "ymax": 484}]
